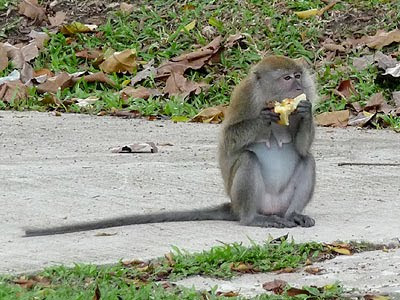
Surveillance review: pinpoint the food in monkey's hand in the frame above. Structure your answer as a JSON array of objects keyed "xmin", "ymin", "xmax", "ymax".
[{"xmin": 274, "ymin": 93, "xmax": 307, "ymax": 126}]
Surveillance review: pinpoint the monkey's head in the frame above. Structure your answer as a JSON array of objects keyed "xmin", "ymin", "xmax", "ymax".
[{"xmin": 253, "ymin": 56, "xmax": 309, "ymax": 103}]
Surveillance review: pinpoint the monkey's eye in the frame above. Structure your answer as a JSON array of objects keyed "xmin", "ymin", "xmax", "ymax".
[
  {"xmin": 295, "ymin": 74, "xmax": 301, "ymax": 79},
  {"xmin": 283, "ymin": 75, "xmax": 291, "ymax": 81}
]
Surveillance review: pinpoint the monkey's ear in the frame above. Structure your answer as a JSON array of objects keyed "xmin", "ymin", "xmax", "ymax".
[
  {"xmin": 294, "ymin": 57, "xmax": 311, "ymax": 68},
  {"xmin": 254, "ymin": 70, "xmax": 262, "ymax": 80}
]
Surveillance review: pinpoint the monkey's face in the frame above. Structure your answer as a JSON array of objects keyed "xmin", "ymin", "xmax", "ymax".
[{"xmin": 274, "ymin": 71, "xmax": 304, "ymax": 101}]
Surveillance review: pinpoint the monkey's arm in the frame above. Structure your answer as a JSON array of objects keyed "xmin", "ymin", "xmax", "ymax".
[
  {"xmin": 292, "ymin": 100, "xmax": 314, "ymax": 156},
  {"xmin": 223, "ymin": 112, "xmax": 278, "ymax": 154}
]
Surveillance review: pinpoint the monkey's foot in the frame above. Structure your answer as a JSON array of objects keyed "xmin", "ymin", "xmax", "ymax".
[
  {"xmin": 244, "ymin": 214, "xmax": 297, "ymax": 228},
  {"xmin": 288, "ymin": 212, "xmax": 315, "ymax": 227}
]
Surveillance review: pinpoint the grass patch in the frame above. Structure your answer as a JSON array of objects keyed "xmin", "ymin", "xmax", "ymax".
[
  {"xmin": 0, "ymin": 240, "xmax": 348, "ymax": 299},
  {"xmin": 1, "ymin": 0, "xmax": 400, "ymax": 129}
]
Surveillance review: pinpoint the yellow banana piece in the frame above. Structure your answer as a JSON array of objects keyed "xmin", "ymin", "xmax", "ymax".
[{"xmin": 274, "ymin": 93, "xmax": 307, "ymax": 126}]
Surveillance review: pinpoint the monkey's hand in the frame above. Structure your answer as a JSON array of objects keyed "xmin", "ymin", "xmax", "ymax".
[
  {"xmin": 260, "ymin": 108, "xmax": 280, "ymax": 125},
  {"xmin": 294, "ymin": 100, "xmax": 312, "ymax": 120}
]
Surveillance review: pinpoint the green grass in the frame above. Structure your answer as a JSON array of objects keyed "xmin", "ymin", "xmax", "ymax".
[
  {"xmin": 1, "ymin": 0, "xmax": 400, "ymax": 129},
  {"xmin": 0, "ymin": 240, "xmax": 347, "ymax": 299}
]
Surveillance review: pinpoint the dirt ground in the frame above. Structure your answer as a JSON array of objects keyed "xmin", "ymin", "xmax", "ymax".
[{"xmin": 0, "ymin": 111, "xmax": 399, "ymax": 296}]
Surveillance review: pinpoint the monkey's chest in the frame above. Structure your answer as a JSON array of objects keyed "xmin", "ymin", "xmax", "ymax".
[{"xmin": 248, "ymin": 140, "xmax": 299, "ymax": 192}]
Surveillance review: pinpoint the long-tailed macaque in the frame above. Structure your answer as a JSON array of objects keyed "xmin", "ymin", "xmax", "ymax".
[{"xmin": 24, "ymin": 55, "xmax": 316, "ymax": 237}]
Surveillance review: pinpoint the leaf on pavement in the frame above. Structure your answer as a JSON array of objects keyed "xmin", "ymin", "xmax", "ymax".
[
  {"xmin": 262, "ymin": 279, "xmax": 287, "ymax": 294},
  {"xmin": 18, "ymin": 0, "xmax": 46, "ymax": 21},
  {"xmin": 111, "ymin": 142, "xmax": 158, "ymax": 153},
  {"xmin": 191, "ymin": 105, "xmax": 227, "ymax": 123},
  {"xmin": 304, "ymin": 267, "xmax": 324, "ymax": 275},
  {"xmin": 315, "ymin": 110, "xmax": 349, "ymax": 127},
  {"xmin": 99, "ymin": 49, "xmax": 137, "ymax": 74}
]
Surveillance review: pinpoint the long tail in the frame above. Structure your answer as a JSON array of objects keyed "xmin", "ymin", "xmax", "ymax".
[{"xmin": 24, "ymin": 203, "xmax": 237, "ymax": 237}]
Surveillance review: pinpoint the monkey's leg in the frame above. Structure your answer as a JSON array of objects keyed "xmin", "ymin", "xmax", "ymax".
[
  {"xmin": 231, "ymin": 151, "xmax": 296, "ymax": 228},
  {"xmin": 283, "ymin": 155, "xmax": 316, "ymax": 227}
]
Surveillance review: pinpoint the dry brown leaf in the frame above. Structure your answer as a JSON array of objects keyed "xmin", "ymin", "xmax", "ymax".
[
  {"xmin": 76, "ymin": 72, "xmax": 115, "ymax": 87},
  {"xmin": 0, "ymin": 45, "xmax": 8, "ymax": 72},
  {"xmin": 191, "ymin": 105, "xmax": 227, "ymax": 123},
  {"xmin": 216, "ymin": 291, "xmax": 240, "ymax": 297},
  {"xmin": 13, "ymin": 278, "xmax": 36, "ymax": 289},
  {"xmin": 348, "ymin": 111, "xmax": 375, "ymax": 127},
  {"xmin": 352, "ymin": 55, "xmax": 374, "ymax": 71},
  {"xmin": 304, "ymin": 267, "xmax": 323, "ymax": 275},
  {"xmin": 34, "ymin": 68, "xmax": 54, "ymax": 77},
  {"xmin": 276, "ymin": 267, "xmax": 296, "ymax": 274},
  {"xmin": 130, "ymin": 61, "xmax": 156, "ymax": 85},
  {"xmin": 36, "ymin": 72, "xmax": 73, "ymax": 93},
  {"xmin": 366, "ymin": 29, "xmax": 400, "ymax": 50},
  {"xmin": 392, "ymin": 91, "xmax": 400, "ymax": 108},
  {"xmin": 318, "ymin": 0, "xmax": 338, "ymax": 15},
  {"xmin": 21, "ymin": 62, "xmax": 34, "ymax": 83},
  {"xmin": 334, "ymin": 79, "xmax": 357, "ymax": 99},
  {"xmin": 75, "ymin": 49, "xmax": 103, "ymax": 60},
  {"xmin": 156, "ymin": 36, "xmax": 222, "ymax": 78},
  {"xmin": 120, "ymin": 2, "xmax": 134, "ymax": 13},
  {"xmin": 0, "ymin": 80, "xmax": 28, "ymax": 103},
  {"xmin": 364, "ymin": 92, "xmax": 385, "ymax": 112},
  {"xmin": 92, "ymin": 285, "xmax": 101, "ymax": 300},
  {"xmin": 28, "ymin": 30, "xmax": 49, "ymax": 49},
  {"xmin": 13, "ymin": 276, "xmax": 50, "ymax": 289},
  {"xmin": 262, "ymin": 279, "xmax": 287, "ymax": 294},
  {"xmin": 331, "ymin": 247, "xmax": 351, "ymax": 255},
  {"xmin": 165, "ymin": 253, "xmax": 175, "ymax": 266},
  {"xmin": 374, "ymin": 51, "xmax": 398, "ymax": 69},
  {"xmin": 99, "ymin": 49, "xmax": 137, "ymax": 74},
  {"xmin": 121, "ymin": 86, "xmax": 161, "ymax": 100},
  {"xmin": 286, "ymin": 287, "xmax": 311, "ymax": 297},
  {"xmin": 18, "ymin": 0, "xmax": 46, "ymax": 21},
  {"xmin": 323, "ymin": 43, "xmax": 345, "ymax": 52},
  {"xmin": 109, "ymin": 109, "xmax": 141, "ymax": 118},
  {"xmin": 230, "ymin": 262, "xmax": 255, "ymax": 273},
  {"xmin": 225, "ymin": 33, "xmax": 245, "ymax": 48},
  {"xmin": 48, "ymin": 11, "xmax": 67, "ymax": 27},
  {"xmin": 41, "ymin": 93, "xmax": 61, "ymax": 106},
  {"xmin": 164, "ymin": 72, "xmax": 207, "ymax": 98},
  {"xmin": 315, "ymin": 110, "xmax": 350, "ymax": 127}
]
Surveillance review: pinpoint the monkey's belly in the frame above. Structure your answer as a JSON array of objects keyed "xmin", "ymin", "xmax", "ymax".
[{"xmin": 248, "ymin": 140, "xmax": 299, "ymax": 193}]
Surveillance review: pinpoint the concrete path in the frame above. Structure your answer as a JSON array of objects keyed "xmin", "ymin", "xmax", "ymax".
[{"xmin": 0, "ymin": 111, "xmax": 399, "ymax": 295}]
